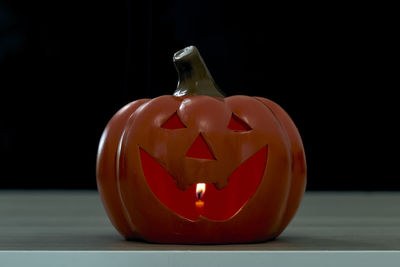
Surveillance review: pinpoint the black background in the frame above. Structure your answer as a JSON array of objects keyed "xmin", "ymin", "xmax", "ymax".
[{"xmin": 0, "ymin": 1, "xmax": 397, "ymax": 190}]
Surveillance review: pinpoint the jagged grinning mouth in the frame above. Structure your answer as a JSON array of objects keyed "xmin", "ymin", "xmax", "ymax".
[{"xmin": 139, "ymin": 145, "xmax": 268, "ymax": 221}]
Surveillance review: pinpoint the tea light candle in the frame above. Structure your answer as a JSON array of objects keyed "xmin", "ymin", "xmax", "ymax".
[{"xmin": 195, "ymin": 183, "xmax": 206, "ymax": 214}]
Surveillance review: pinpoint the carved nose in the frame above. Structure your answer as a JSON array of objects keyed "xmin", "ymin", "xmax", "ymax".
[{"xmin": 186, "ymin": 134, "xmax": 215, "ymax": 160}]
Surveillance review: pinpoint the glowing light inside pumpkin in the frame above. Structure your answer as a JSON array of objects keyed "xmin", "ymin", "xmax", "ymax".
[
  {"xmin": 196, "ymin": 183, "xmax": 206, "ymax": 199},
  {"xmin": 195, "ymin": 183, "xmax": 206, "ymax": 214}
]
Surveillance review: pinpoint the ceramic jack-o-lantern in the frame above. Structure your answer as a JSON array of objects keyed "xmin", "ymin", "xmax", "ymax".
[{"xmin": 96, "ymin": 46, "xmax": 306, "ymax": 244}]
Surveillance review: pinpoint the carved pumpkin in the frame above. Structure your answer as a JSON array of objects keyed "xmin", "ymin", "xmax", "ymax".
[{"xmin": 96, "ymin": 46, "xmax": 306, "ymax": 243}]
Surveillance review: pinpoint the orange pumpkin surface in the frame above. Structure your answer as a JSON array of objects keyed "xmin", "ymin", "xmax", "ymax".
[{"xmin": 96, "ymin": 46, "xmax": 306, "ymax": 243}]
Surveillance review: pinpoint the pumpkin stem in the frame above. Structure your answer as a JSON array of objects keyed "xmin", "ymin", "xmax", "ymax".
[{"xmin": 173, "ymin": 46, "xmax": 225, "ymax": 97}]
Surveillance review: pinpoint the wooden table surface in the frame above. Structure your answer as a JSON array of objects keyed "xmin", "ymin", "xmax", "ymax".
[
  {"xmin": 0, "ymin": 191, "xmax": 399, "ymax": 266},
  {"xmin": 0, "ymin": 190, "xmax": 399, "ymax": 250}
]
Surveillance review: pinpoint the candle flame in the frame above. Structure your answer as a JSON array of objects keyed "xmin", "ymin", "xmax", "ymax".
[{"xmin": 196, "ymin": 183, "xmax": 206, "ymax": 199}]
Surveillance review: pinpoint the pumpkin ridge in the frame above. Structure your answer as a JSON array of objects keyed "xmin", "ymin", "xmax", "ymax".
[
  {"xmin": 254, "ymin": 96, "xmax": 307, "ymax": 237},
  {"xmin": 253, "ymin": 96, "xmax": 293, "ymax": 232},
  {"xmin": 115, "ymin": 102, "xmax": 148, "ymax": 239}
]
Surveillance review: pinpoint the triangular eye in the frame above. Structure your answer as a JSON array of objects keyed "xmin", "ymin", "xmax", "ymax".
[
  {"xmin": 161, "ymin": 112, "xmax": 186, "ymax": 129},
  {"xmin": 228, "ymin": 113, "xmax": 252, "ymax": 131}
]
